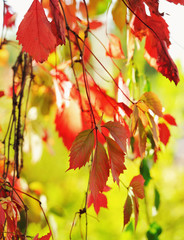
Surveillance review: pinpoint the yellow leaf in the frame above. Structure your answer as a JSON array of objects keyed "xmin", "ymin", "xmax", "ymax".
[
  {"xmin": 140, "ymin": 92, "xmax": 163, "ymax": 117},
  {"xmin": 112, "ymin": 0, "xmax": 126, "ymax": 31}
]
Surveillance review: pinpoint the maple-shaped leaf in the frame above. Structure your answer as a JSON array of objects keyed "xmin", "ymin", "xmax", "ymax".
[
  {"xmin": 130, "ymin": 175, "xmax": 145, "ymax": 199},
  {"xmin": 69, "ymin": 129, "xmax": 94, "ymax": 170},
  {"xmin": 50, "ymin": 0, "xmax": 66, "ymax": 45},
  {"xmin": 33, "ymin": 231, "xmax": 52, "ymax": 240},
  {"xmin": 16, "ymin": 0, "xmax": 56, "ymax": 62},
  {"xmin": 112, "ymin": 0, "xmax": 126, "ymax": 31},
  {"xmin": 103, "ymin": 121, "xmax": 128, "ymax": 152},
  {"xmin": 89, "ymin": 142, "xmax": 109, "ymax": 199},
  {"xmin": 123, "ymin": 194, "xmax": 133, "ymax": 227},
  {"xmin": 158, "ymin": 123, "xmax": 170, "ymax": 146},
  {"xmin": 88, "ymin": 191, "xmax": 108, "ymax": 215},
  {"xmin": 106, "ymin": 137, "xmax": 126, "ymax": 184},
  {"xmin": 163, "ymin": 114, "xmax": 177, "ymax": 126},
  {"xmin": 106, "ymin": 34, "xmax": 125, "ymax": 59},
  {"xmin": 140, "ymin": 92, "xmax": 163, "ymax": 117}
]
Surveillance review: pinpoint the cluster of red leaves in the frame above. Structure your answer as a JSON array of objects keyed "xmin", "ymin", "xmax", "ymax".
[
  {"xmin": 3, "ymin": 4, "xmax": 16, "ymax": 28},
  {"xmin": 128, "ymin": 0, "xmax": 180, "ymax": 85}
]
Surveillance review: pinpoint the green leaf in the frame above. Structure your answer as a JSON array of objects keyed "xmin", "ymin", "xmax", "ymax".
[
  {"xmin": 140, "ymin": 158, "xmax": 151, "ymax": 186},
  {"xmin": 154, "ymin": 188, "xmax": 160, "ymax": 210},
  {"xmin": 146, "ymin": 222, "xmax": 162, "ymax": 240}
]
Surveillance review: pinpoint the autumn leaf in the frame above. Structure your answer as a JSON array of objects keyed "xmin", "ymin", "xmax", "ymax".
[
  {"xmin": 166, "ymin": 0, "xmax": 184, "ymax": 5},
  {"xmin": 16, "ymin": 0, "xmax": 56, "ymax": 62},
  {"xmin": 33, "ymin": 231, "xmax": 52, "ymax": 240},
  {"xmin": 140, "ymin": 92, "xmax": 163, "ymax": 117},
  {"xmin": 147, "ymin": 113, "xmax": 159, "ymax": 147},
  {"xmin": 158, "ymin": 123, "xmax": 170, "ymax": 146},
  {"xmin": 138, "ymin": 119, "xmax": 147, "ymax": 158},
  {"xmin": 0, "ymin": 203, "xmax": 5, "ymax": 233},
  {"xmin": 50, "ymin": 0, "xmax": 66, "ymax": 45},
  {"xmin": 131, "ymin": 105, "xmax": 139, "ymax": 135},
  {"xmin": 130, "ymin": 175, "xmax": 145, "ymax": 199},
  {"xmin": 112, "ymin": 0, "xmax": 126, "ymax": 31},
  {"xmin": 68, "ymin": 129, "xmax": 94, "ymax": 170},
  {"xmin": 89, "ymin": 142, "xmax": 109, "ymax": 199},
  {"xmin": 106, "ymin": 34, "xmax": 125, "ymax": 59},
  {"xmin": 163, "ymin": 114, "xmax": 177, "ymax": 126},
  {"xmin": 123, "ymin": 194, "xmax": 133, "ymax": 227},
  {"xmin": 118, "ymin": 102, "xmax": 133, "ymax": 117},
  {"xmin": 88, "ymin": 190, "xmax": 109, "ymax": 215},
  {"xmin": 103, "ymin": 121, "xmax": 128, "ymax": 152},
  {"xmin": 132, "ymin": 194, "xmax": 139, "ymax": 228},
  {"xmin": 106, "ymin": 137, "xmax": 126, "ymax": 184},
  {"xmin": 0, "ymin": 91, "xmax": 4, "ymax": 98}
]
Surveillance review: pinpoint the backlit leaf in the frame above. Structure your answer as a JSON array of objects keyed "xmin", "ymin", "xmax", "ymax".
[
  {"xmin": 130, "ymin": 175, "xmax": 145, "ymax": 199},
  {"xmin": 106, "ymin": 137, "xmax": 126, "ymax": 184},
  {"xmin": 148, "ymin": 113, "xmax": 159, "ymax": 147},
  {"xmin": 16, "ymin": 0, "xmax": 56, "ymax": 62},
  {"xmin": 106, "ymin": 34, "xmax": 125, "ymax": 59},
  {"xmin": 50, "ymin": 0, "xmax": 66, "ymax": 45},
  {"xmin": 163, "ymin": 114, "xmax": 177, "ymax": 126},
  {"xmin": 89, "ymin": 142, "xmax": 109, "ymax": 199},
  {"xmin": 123, "ymin": 195, "xmax": 133, "ymax": 227},
  {"xmin": 166, "ymin": 0, "xmax": 184, "ymax": 5},
  {"xmin": 138, "ymin": 119, "xmax": 147, "ymax": 158},
  {"xmin": 131, "ymin": 105, "xmax": 139, "ymax": 135},
  {"xmin": 158, "ymin": 123, "xmax": 170, "ymax": 146},
  {"xmin": 112, "ymin": 0, "xmax": 126, "ymax": 31},
  {"xmin": 140, "ymin": 92, "xmax": 163, "ymax": 117},
  {"xmin": 103, "ymin": 121, "xmax": 128, "ymax": 152},
  {"xmin": 69, "ymin": 129, "xmax": 94, "ymax": 170},
  {"xmin": 117, "ymin": 102, "xmax": 133, "ymax": 118},
  {"xmin": 0, "ymin": 203, "xmax": 5, "ymax": 233},
  {"xmin": 88, "ymin": 192, "xmax": 108, "ymax": 215}
]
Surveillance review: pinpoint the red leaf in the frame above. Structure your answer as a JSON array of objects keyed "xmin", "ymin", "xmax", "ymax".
[
  {"xmin": 103, "ymin": 121, "xmax": 128, "ymax": 152},
  {"xmin": 88, "ymin": 192, "xmax": 108, "ymax": 215},
  {"xmin": 3, "ymin": 5, "xmax": 16, "ymax": 28},
  {"xmin": 158, "ymin": 123, "xmax": 171, "ymax": 146},
  {"xmin": 50, "ymin": 0, "xmax": 66, "ymax": 45},
  {"xmin": 33, "ymin": 231, "xmax": 51, "ymax": 240},
  {"xmin": 130, "ymin": 175, "xmax": 145, "ymax": 199},
  {"xmin": 132, "ymin": 195, "xmax": 139, "ymax": 228},
  {"xmin": 106, "ymin": 34, "xmax": 125, "ymax": 59},
  {"xmin": 106, "ymin": 137, "xmax": 126, "ymax": 184},
  {"xmin": 89, "ymin": 142, "xmax": 109, "ymax": 199},
  {"xmin": 118, "ymin": 102, "xmax": 133, "ymax": 118},
  {"xmin": 166, "ymin": 0, "xmax": 184, "ymax": 5},
  {"xmin": 68, "ymin": 129, "xmax": 94, "ymax": 170},
  {"xmin": 123, "ymin": 194, "xmax": 133, "ymax": 227},
  {"xmin": 89, "ymin": 20, "xmax": 103, "ymax": 29},
  {"xmin": 16, "ymin": 0, "xmax": 56, "ymax": 62},
  {"xmin": 163, "ymin": 114, "xmax": 177, "ymax": 126},
  {"xmin": 0, "ymin": 203, "xmax": 5, "ymax": 233},
  {"xmin": 0, "ymin": 91, "xmax": 5, "ymax": 98}
]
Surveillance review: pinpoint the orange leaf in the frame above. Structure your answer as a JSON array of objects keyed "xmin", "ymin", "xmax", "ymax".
[
  {"xmin": 148, "ymin": 113, "xmax": 159, "ymax": 147},
  {"xmin": 140, "ymin": 92, "xmax": 163, "ymax": 117},
  {"xmin": 69, "ymin": 129, "xmax": 94, "ymax": 170},
  {"xmin": 131, "ymin": 105, "xmax": 139, "ymax": 135},
  {"xmin": 138, "ymin": 119, "xmax": 147, "ymax": 158},
  {"xmin": 106, "ymin": 137, "xmax": 126, "ymax": 185},
  {"xmin": 112, "ymin": 0, "xmax": 126, "ymax": 31},
  {"xmin": 16, "ymin": 0, "xmax": 56, "ymax": 62},
  {"xmin": 89, "ymin": 142, "xmax": 109, "ymax": 199},
  {"xmin": 103, "ymin": 121, "xmax": 128, "ymax": 152}
]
